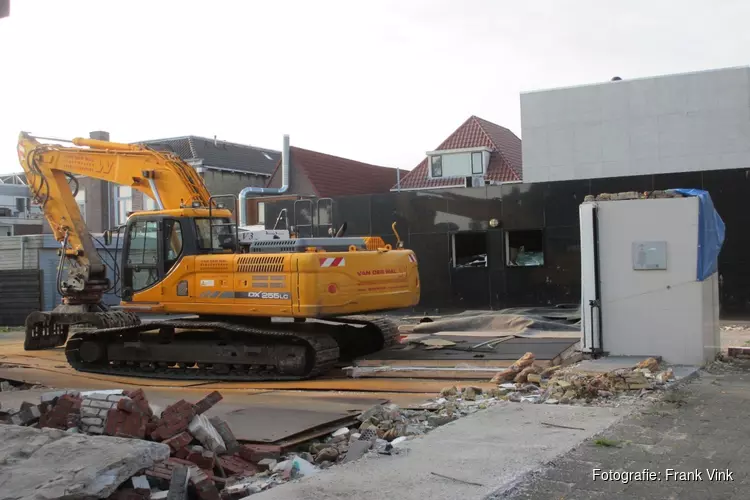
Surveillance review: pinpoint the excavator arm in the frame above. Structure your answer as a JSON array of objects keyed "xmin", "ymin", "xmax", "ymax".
[
  {"xmin": 17, "ymin": 132, "xmax": 212, "ymax": 292},
  {"xmin": 16, "ymin": 132, "xmax": 215, "ymax": 349}
]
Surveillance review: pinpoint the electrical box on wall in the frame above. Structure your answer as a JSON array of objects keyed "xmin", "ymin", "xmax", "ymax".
[{"xmin": 632, "ymin": 241, "xmax": 667, "ymax": 270}]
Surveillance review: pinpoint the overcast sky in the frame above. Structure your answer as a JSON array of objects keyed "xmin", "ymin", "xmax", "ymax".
[{"xmin": 2, "ymin": 0, "xmax": 750, "ymax": 174}]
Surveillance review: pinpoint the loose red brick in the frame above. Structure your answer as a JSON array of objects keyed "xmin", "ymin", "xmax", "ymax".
[
  {"xmin": 186, "ymin": 450, "xmax": 215, "ymax": 470},
  {"xmin": 117, "ymin": 398, "xmax": 138, "ymax": 413},
  {"xmin": 238, "ymin": 444, "xmax": 281, "ymax": 463},
  {"xmin": 218, "ymin": 455, "xmax": 257, "ymax": 476},
  {"xmin": 125, "ymin": 389, "xmax": 154, "ymax": 417},
  {"xmin": 151, "ymin": 418, "xmax": 191, "ymax": 441},
  {"xmin": 39, "ymin": 394, "xmax": 82, "ymax": 430},
  {"xmin": 163, "ymin": 431, "xmax": 193, "ymax": 453},
  {"xmin": 193, "ymin": 391, "xmax": 223, "ymax": 415},
  {"xmin": 162, "ymin": 400, "xmax": 194, "ymax": 419},
  {"xmin": 105, "ymin": 409, "xmax": 149, "ymax": 439},
  {"xmin": 174, "ymin": 447, "xmax": 190, "ymax": 459},
  {"xmin": 167, "ymin": 457, "xmax": 197, "ymax": 467}
]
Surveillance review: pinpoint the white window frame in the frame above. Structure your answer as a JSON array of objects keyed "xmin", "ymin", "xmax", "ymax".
[
  {"xmin": 430, "ymin": 155, "xmax": 443, "ymax": 178},
  {"xmin": 425, "ymin": 147, "xmax": 492, "ymax": 179},
  {"xmin": 471, "ymin": 151, "xmax": 484, "ymax": 175},
  {"xmin": 257, "ymin": 202, "xmax": 266, "ymax": 225},
  {"xmin": 115, "ymin": 185, "xmax": 133, "ymax": 225},
  {"xmin": 143, "ymin": 195, "xmax": 158, "ymax": 211},
  {"xmin": 75, "ymin": 188, "xmax": 86, "ymax": 223}
]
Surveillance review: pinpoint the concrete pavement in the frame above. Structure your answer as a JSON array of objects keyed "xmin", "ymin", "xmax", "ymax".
[
  {"xmin": 253, "ymin": 401, "xmax": 628, "ymax": 500},
  {"xmin": 495, "ymin": 364, "xmax": 750, "ymax": 499}
]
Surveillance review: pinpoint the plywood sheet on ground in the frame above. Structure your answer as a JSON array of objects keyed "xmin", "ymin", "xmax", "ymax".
[
  {"xmin": 408, "ymin": 308, "xmax": 580, "ymax": 335},
  {"xmin": 349, "ymin": 337, "xmax": 579, "ymax": 379},
  {"xmin": 358, "ymin": 337, "xmax": 579, "ymax": 362},
  {"xmin": 194, "ymin": 378, "xmax": 496, "ymax": 394}
]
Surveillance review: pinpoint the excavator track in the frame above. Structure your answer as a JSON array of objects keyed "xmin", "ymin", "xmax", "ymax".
[{"xmin": 63, "ymin": 316, "xmax": 398, "ymax": 381}]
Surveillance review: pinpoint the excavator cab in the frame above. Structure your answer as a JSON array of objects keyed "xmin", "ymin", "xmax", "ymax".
[{"xmin": 117, "ymin": 207, "xmax": 235, "ymax": 301}]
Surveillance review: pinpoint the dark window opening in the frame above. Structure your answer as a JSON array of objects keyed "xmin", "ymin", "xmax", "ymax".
[
  {"xmin": 506, "ymin": 230, "xmax": 544, "ymax": 267},
  {"xmin": 431, "ymin": 155, "xmax": 443, "ymax": 178},
  {"xmin": 15, "ymin": 197, "xmax": 28, "ymax": 213},
  {"xmin": 452, "ymin": 232, "xmax": 487, "ymax": 268}
]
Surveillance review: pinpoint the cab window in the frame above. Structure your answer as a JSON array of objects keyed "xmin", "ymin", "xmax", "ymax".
[
  {"xmin": 126, "ymin": 220, "xmax": 159, "ymax": 291},
  {"xmin": 164, "ymin": 219, "xmax": 183, "ymax": 274},
  {"xmin": 195, "ymin": 218, "xmax": 235, "ymax": 253}
]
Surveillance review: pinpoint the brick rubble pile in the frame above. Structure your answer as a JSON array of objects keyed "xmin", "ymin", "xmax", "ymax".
[
  {"xmin": 0, "ymin": 388, "xmax": 312, "ymax": 499},
  {"xmin": 0, "ymin": 386, "xmax": 456, "ymax": 499},
  {"xmin": 487, "ymin": 353, "xmax": 676, "ymax": 405}
]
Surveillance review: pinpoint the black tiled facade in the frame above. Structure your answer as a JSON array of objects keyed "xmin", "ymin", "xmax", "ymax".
[{"xmin": 263, "ymin": 170, "xmax": 750, "ymax": 315}]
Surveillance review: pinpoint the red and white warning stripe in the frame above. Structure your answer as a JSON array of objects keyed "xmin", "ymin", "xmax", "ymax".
[
  {"xmin": 408, "ymin": 253, "xmax": 417, "ymax": 264},
  {"xmin": 319, "ymin": 257, "xmax": 346, "ymax": 268}
]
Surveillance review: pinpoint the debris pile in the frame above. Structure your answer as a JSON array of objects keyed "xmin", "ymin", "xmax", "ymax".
[
  {"xmin": 300, "ymin": 400, "xmax": 477, "ymax": 470},
  {"xmin": 2, "ymin": 388, "xmax": 465, "ymax": 498},
  {"xmin": 0, "ymin": 388, "xmax": 319, "ymax": 499},
  {"xmin": 488, "ymin": 353, "xmax": 677, "ymax": 405},
  {"xmin": 0, "ymin": 378, "xmax": 43, "ymax": 392}
]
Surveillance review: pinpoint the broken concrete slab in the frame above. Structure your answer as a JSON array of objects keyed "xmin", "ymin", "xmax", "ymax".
[
  {"xmin": 342, "ymin": 440, "xmax": 370, "ymax": 463},
  {"xmin": 167, "ymin": 464, "xmax": 190, "ymax": 500},
  {"xmin": 0, "ymin": 425, "xmax": 170, "ymax": 500}
]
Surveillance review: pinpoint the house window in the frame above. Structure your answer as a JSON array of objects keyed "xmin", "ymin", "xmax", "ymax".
[
  {"xmin": 15, "ymin": 197, "xmax": 29, "ymax": 214},
  {"xmin": 471, "ymin": 152, "xmax": 483, "ymax": 175},
  {"xmin": 451, "ymin": 232, "xmax": 487, "ymax": 268},
  {"xmin": 75, "ymin": 189, "xmax": 86, "ymax": 223},
  {"xmin": 257, "ymin": 202, "xmax": 265, "ymax": 225},
  {"xmin": 116, "ymin": 185, "xmax": 133, "ymax": 225},
  {"xmin": 143, "ymin": 195, "xmax": 158, "ymax": 211},
  {"xmin": 506, "ymin": 230, "xmax": 544, "ymax": 267},
  {"xmin": 431, "ymin": 155, "xmax": 443, "ymax": 178}
]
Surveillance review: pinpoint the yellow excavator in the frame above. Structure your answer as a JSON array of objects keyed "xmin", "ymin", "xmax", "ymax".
[{"xmin": 17, "ymin": 132, "xmax": 420, "ymax": 380}]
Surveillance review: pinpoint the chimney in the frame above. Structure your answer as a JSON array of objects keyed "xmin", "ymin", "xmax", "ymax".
[{"xmin": 89, "ymin": 131, "xmax": 110, "ymax": 141}]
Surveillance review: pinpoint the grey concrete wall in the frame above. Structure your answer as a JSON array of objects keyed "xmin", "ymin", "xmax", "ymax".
[
  {"xmin": 592, "ymin": 197, "xmax": 719, "ymax": 365},
  {"xmin": 521, "ymin": 66, "xmax": 750, "ymax": 182}
]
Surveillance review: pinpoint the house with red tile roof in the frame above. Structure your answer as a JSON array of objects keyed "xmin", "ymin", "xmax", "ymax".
[
  {"xmin": 243, "ymin": 146, "xmax": 401, "ymax": 226},
  {"xmin": 266, "ymin": 146, "xmax": 401, "ymax": 197},
  {"xmin": 393, "ymin": 115, "xmax": 522, "ymax": 191}
]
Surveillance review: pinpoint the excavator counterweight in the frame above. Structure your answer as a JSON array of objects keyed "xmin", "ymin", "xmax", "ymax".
[{"xmin": 16, "ymin": 132, "xmax": 420, "ymax": 380}]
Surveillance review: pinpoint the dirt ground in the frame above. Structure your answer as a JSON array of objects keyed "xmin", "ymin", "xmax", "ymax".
[{"xmin": 720, "ymin": 320, "xmax": 750, "ymax": 349}]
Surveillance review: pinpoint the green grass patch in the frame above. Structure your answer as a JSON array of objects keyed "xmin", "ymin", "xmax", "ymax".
[{"xmin": 593, "ymin": 438, "xmax": 621, "ymax": 448}]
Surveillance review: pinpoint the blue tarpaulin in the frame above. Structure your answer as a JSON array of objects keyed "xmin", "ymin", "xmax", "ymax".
[{"xmin": 670, "ymin": 189, "xmax": 725, "ymax": 281}]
